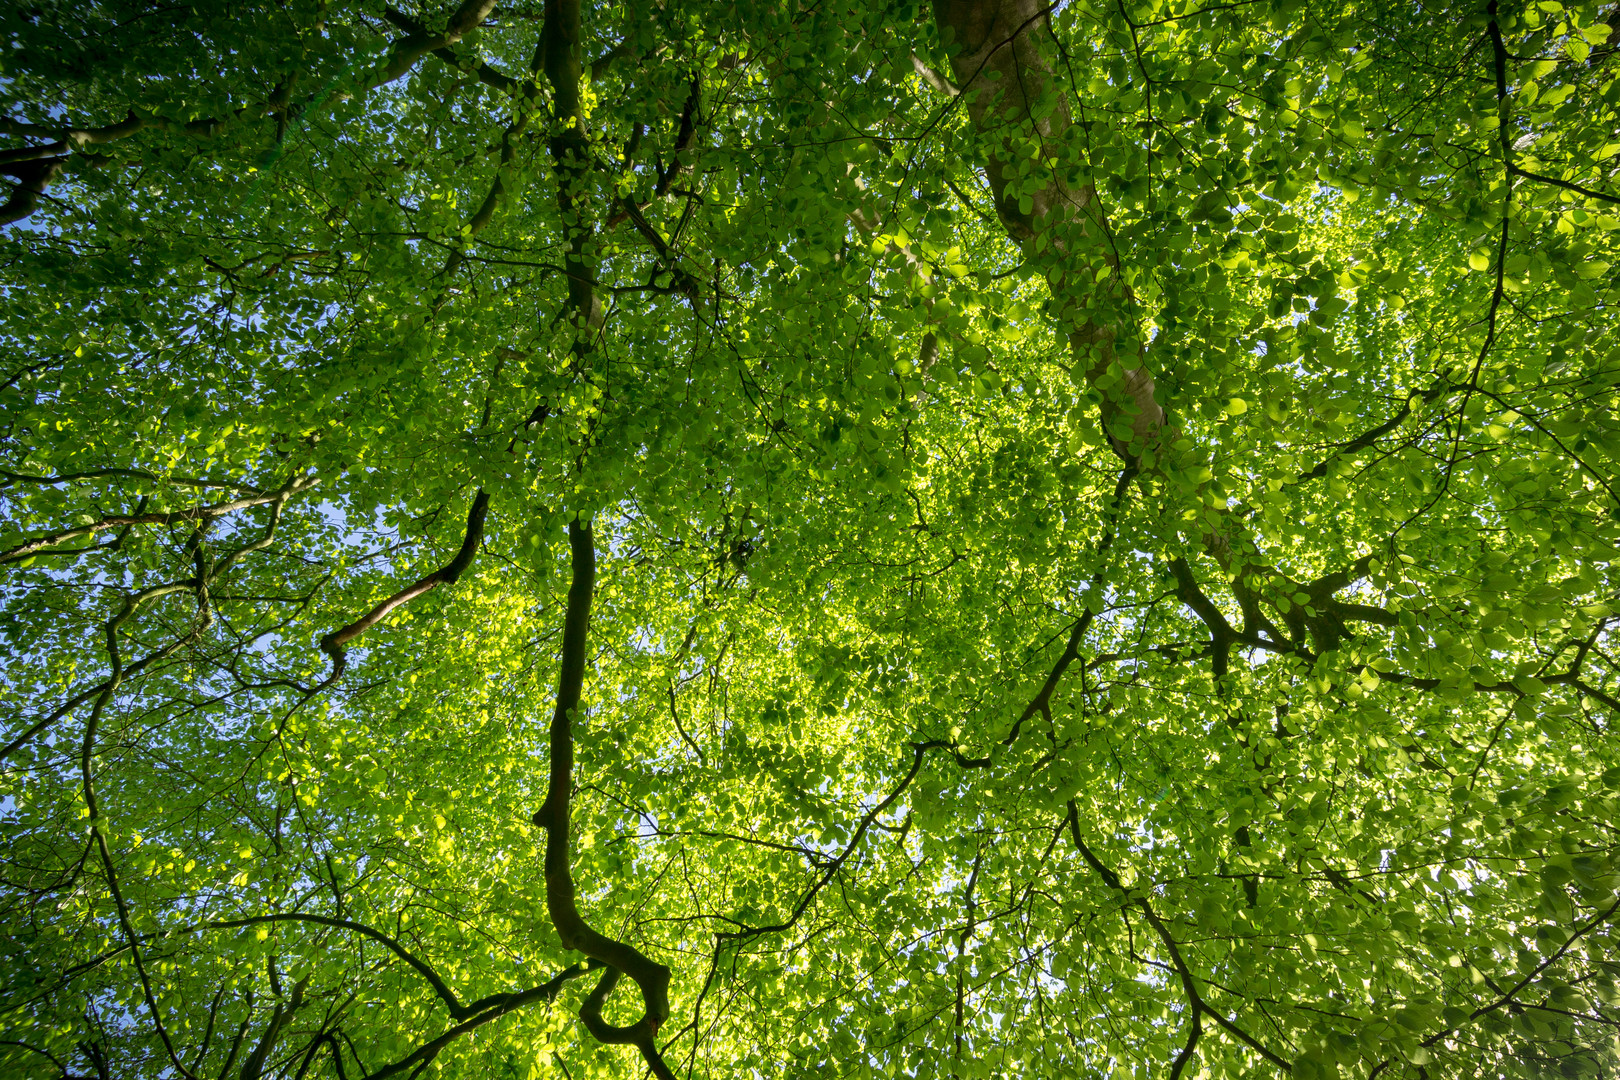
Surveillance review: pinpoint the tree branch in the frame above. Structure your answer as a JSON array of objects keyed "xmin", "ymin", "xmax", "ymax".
[
  {"xmin": 1064, "ymin": 802, "xmax": 1291, "ymax": 1073},
  {"xmin": 318, "ymin": 489, "xmax": 489, "ymax": 681},
  {"xmin": 530, "ymin": 518, "xmax": 675, "ymax": 1076},
  {"xmin": 0, "ymin": 473, "xmax": 315, "ymax": 565},
  {"xmin": 367, "ymin": 0, "xmax": 501, "ymax": 90}
]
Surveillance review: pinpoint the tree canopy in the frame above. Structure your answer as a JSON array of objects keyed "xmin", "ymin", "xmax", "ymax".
[{"xmin": 3, "ymin": 0, "xmax": 1620, "ymax": 1077}]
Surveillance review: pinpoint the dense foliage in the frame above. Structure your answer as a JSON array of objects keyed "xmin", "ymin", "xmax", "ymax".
[{"xmin": 3, "ymin": 1, "xmax": 1620, "ymax": 1078}]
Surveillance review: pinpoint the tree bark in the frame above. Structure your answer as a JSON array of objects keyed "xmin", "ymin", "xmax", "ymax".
[
  {"xmin": 933, "ymin": 0, "xmax": 1164, "ymax": 458},
  {"xmin": 931, "ymin": 0, "xmax": 1399, "ymax": 659},
  {"xmin": 532, "ymin": 520, "xmax": 675, "ymax": 1080},
  {"xmin": 318, "ymin": 489, "xmax": 489, "ymax": 680}
]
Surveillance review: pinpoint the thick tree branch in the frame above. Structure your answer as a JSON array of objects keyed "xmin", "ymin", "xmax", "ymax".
[
  {"xmin": 318, "ymin": 489, "xmax": 489, "ymax": 681},
  {"xmin": 383, "ymin": 6, "xmax": 525, "ymax": 95},
  {"xmin": 932, "ymin": 0, "xmax": 1412, "ymax": 666},
  {"xmin": 0, "ymin": 157, "xmax": 64, "ymax": 227},
  {"xmin": 530, "ymin": 518, "xmax": 675, "ymax": 1080},
  {"xmin": 368, "ymin": 0, "xmax": 501, "ymax": 90}
]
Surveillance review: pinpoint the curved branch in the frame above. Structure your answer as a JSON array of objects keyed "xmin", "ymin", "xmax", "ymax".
[
  {"xmin": 19, "ymin": 909, "xmax": 541, "ymax": 1026},
  {"xmin": 578, "ymin": 966, "xmax": 675, "ymax": 1079},
  {"xmin": 1296, "ymin": 379, "xmax": 1450, "ymax": 483},
  {"xmin": 0, "ymin": 467, "xmax": 263, "ymax": 493},
  {"xmin": 1003, "ymin": 465, "xmax": 1136, "ymax": 745},
  {"xmin": 210, "ymin": 913, "xmax": 469, "ymax": 1019},
  {"xmin": 3, "ymin": 488, "xmax": 296, "ymax": 760},
  {"xmin": 0, "ymin": 473, "xmax": 315, "ymax": 565},
  {"xmin": 81, "ymin": 606, "xmax": 197, "ymax": 1079},
  {"xmin": 530, "ymin": 518, "xmax": 675, "ymax": 1077},
  {"xmin": 1469, "ymin": 894, "xmax": 1620, "ymax": 1022},
  {"xmin": 362, "ymin": 961, "xmax": 600, "ymax": 1080},
  {"xmin": 1365, "ymin": 893, "xmax": 1620, "ymax": 1079},
  {"xmin": 2, "ymin": 633, "xmax": 192, "ymax": 762},
  {"xmin": 367, "ymin": 0, "xmax": 501, "ymax": 90},
  {"xmin": 318, "ymin": 489, "xmax": 489, "ymax": 681},
  {"xmin": 382, "ymin": 6, "xmax": 525, "ymax": 96},
  {"xmin": 720, "ymin": 739, "xmax": 961, "ymax": 948},
  {"xmin": 1507, "ymin": 162, "xmax": 1620, "ymax": 205},
  {"xmin": 0, "ymin": 156, "xmax": 64, "ymax": 227},
  {"xmin": 0, "ymin": 0, "xmax": 499, "ymax": 226},
  {"xmin": 1064, "ymin": 802, "xmax": 1291, "ymax": 1073}
]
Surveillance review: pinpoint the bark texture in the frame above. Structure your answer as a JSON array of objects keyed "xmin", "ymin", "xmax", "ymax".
[
  {"xmin": 932, "ymin": 0, "xmax": 1402, "ymax": 666},
  {"xmin": 934, "ymin": 0, "xmax": 1165, "ymax": 458}
]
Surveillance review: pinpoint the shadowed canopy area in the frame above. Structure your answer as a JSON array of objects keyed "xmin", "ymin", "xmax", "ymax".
[{"xmin": 3, "ymin": 0, "xmax": 1620, "ymax": 1078}]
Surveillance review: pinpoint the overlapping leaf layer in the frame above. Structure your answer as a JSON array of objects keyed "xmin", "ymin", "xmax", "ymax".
[{"xmin": 3, "ymin": 1, "xmax": 1619, "ymax": 1078}]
